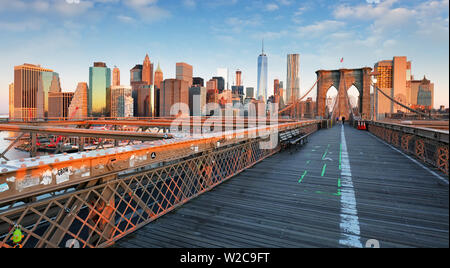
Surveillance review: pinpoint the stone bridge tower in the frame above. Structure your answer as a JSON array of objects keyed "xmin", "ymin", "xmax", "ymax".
[{"xmin": 316, "ymin": 68, "xmax": 372, "ymax": 120}]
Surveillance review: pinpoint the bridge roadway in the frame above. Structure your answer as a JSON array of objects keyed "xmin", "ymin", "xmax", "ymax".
[{"xmin": 115, "ymin": 123, "xmax": 449, "ymax": 248}]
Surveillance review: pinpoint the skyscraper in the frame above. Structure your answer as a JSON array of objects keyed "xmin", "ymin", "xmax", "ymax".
[
  {"xmin": 189, "ymin": 86, "xmax": 207, "ymax": 116},
  {"xmin": 154, "ymin": 63, "xmax": 163, "ymax": 89},
  {"xmin": 274, "ymin": 79, "xmax": 280, "ymax": 97},
  {"xmin": 9, "ymin": 83, "xmax": 14, "ymax": 119},
  {"xmin": 246, "ymin": 87, "xmax": 254, "ymax": 99},
  {"xmin": 193, "ymin": 77, "xmax": 204, "ymax": 87},
  {"xmin": 212, "ymin": 76, "xmax": 225, "ymax": 92},
  {"xmin": 68, "ymin": 82, "xmax": 89, "ymax": 120},
  {"xmin": 206, "ymin": 79, "xmax": 219, "ymax": 104},
  {"xmin": 38, "ymin": 70, "xmax": 62, "ymax": 119},
  {"xmin": 217, "ymin": 68, "xmax": 229, "ymax": 90},
  {"xmin": 160, "ymin": 79, "xmax": 189, "ymax": 117},
  {"xmin": 374, "ymin": 56, "xmax": 412, "ymax": 118},
  {"xmin": 176, "ymin": 62, "xmax": 193, "ymax": 86},
  {"xmin": 138, "ymin": 85, "xmax": 155, "ymax": 117},
  {"xmin": 236, "ymin": 70, "xmax": 242, "ymax": 87},
  {"xmin": 113, "ymin": 66, "xmax": 120, "ymax": 86},
  {"xmin": 413, "ymin": 76, "xmax": 434, "ymax": 109},
  {"xmin": 286, "ymin": 54, "xmax": 300, "ymax": 104},
  {"xmin": 13, "ymin": 63, "xmax": 56, "ymax": 120},
  {"xmin": 257, "ymin": 41, "xmax": 268, "ymax": 102},
  {"xmin": 48, "ymin": 92, "xmax": 74, "ymax": 119},
  {"xmin": 130, "ymin": 64, "xmax": 144, "ymax": 117},
  {"xmin": 142, "ymin": 54, "xmax": 154, "ymax": 85},
  {"xmin": 111, "ymin": 85, "xmax": 133, "ymax": 118},
  {"xmin": 89, "ymin": 62, "xmax": 111, "ymax": 117}
]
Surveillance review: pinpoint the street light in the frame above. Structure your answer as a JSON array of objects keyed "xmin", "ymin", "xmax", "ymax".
[{"xmin": 369, "ymin": 71, "xmax": 380, "ymax": 121}]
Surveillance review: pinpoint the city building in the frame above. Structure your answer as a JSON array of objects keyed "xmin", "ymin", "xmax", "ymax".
[
  {"xmin": 113, "ymin": 66, "xmax": 120, "ymax": 86},
  {"xmin": 273, "ymin": 79, "xmax": 284, "ymax": 107},
  {"xmin": 110, "ymin": 85, "xmax": 133, "ymax": 118},
  {"xmin": 374, "ymin": 56, "xmax": 412, "ymax": 118},
  {"xmin": 189, "ymin": 86, "xmax": 206, "ymax": 116},
  {"xmin": 286, "ymin": 54, "xmax": 300, "ymax": 104},
  {"xmin": 154, "ymin": 88, "xmax": 160, "ymax": 117},
  {"xmin": 217, "ymin": 68, "xmax": 229, "ymax": 90},
  {"xmin": 411, "ymin": 76, "xmax": 434, "ymax": 109},
  {"xmin": 206, "ymin": 79, "xmax": 219, "ymax": 105},
  {"xmin": 176, "ymin": 62, "xmax": 193, "ymax": 86},
  {"xmin": 48, "ymin": 92, "xmax": 74, "ymax": 119},
  {"xmin": 160, "ymin": 79, "xmax": 190, "ymax": 117},
  {"xmin": 154, "ymin": 63, "xmax": 163, "ymax": 90},
  {"xmin": 68, "ymin": 82, "xmax": 89, "ymax": 120},
  {"xmin": 193, "ymin": 77, "xmax": 204, "ymax": 87},
  {"xmin": 88, "ymin": 62, "xmax": 111, "ymax": 117},
  {"xmin": 218, "ymin": 89, "xmax": 232, "ymax": 107},
  {"xmin": 13, "ymin": 63, "xmax": 57, "ymax": 120},
  {"xmin": 130, "ymin": 64, "xmax": 144, "ymax": 117},
  {"xmin": 8, "ymin": 83, "xmax": 14, "ymax": 119},
  {"xmin": 138, "ymin": 85, "xmax": 155, "ymax": 117},
  {"xmin": 130, "ymin": 64, "xmax": 143, "ymax": 85},
  {"xmin": 246, "ymin": 87, "xmax": 254, "ymax": 99},
  {"xmin": 231, "ymin": 86, "xmax": 244, "ymax": 99},
  {"xmin": 142, "ymin": 54, "xmax": 154, "ymax": 86},
  {"xmin": 257, "ymin": 41, "xmax": 268, "ymax": 102},
  {"xmin": 299, "ymin": 97, "xmax": 316, "ymax": 119},
  {"xmin": 38, "ymin": 70, "xmax": 62, "ymax": 119},
  {"xmin": 236, "ymin": 70, "xmax": 242, "ymax": 87},
  {"xmin": 212, "ymin": 76, "xmax": 225, "ymax": 92}
]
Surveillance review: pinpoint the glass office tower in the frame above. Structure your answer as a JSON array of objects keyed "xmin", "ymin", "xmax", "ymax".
[
  {"xmin": 38, "ymin": 71, "xmax": 61, "ymax": 118},
  {"xmin": 257, "ymin": 41, "xmax": 268, "ymax": 102},
  {"xmin": 89, "ymin": 62, "xmax": 111, "ymax": 117}
]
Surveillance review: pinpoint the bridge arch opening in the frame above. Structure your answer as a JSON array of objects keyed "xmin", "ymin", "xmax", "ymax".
[
  {"xmin": 347, "ymin": 85, "xmax": 360, "ymax": 109},
  {"xmin": 326, "ymin": 86, "xmax": 338, "ymax": 118}
]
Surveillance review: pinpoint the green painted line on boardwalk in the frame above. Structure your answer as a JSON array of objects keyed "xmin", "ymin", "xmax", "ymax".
[
  {"xmin": 321, "ymin": 144, "xmax": 331, "ymax": 160},
  {"xmin": 306, "ymin": 160, "xmax": 311, "ymax": 165},
  {"xmin": 321, "ymin": 164, "xmax": 327, "ymax": 177},
  {"xmin": 338, "ymin": 178, "xmax": 341, "ymax": 188},
  {"xmin": 303, "ymin": 189, "xmax": 341, "ymax": 197},
  {"xmin": 299, "ymin": 171, "xmax": 308, "ymax": 183}
]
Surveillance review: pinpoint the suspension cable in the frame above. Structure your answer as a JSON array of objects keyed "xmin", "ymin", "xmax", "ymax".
[
  {"xmin": 278, "ymin": 75, "xmax": 320, "ymax": 115},
  {"xmin": 374, "ymin": 85, "xmax": 435, "ymax": 119}
]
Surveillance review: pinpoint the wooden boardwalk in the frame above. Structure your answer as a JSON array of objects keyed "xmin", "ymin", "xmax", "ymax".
[{"xmin": 115, "ymin": 124, "xmax": 449, "ymax": 248}]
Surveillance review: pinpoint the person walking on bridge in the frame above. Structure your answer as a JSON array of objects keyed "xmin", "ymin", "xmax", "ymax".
[{"xmin": 342, "ymin": 117, "xmax": 346, "ymax": 125}]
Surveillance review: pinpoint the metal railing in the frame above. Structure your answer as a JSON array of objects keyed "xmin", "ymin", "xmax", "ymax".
[
  {"xmin": 363, "ymin": 121, "xmax": 449, "ymax": 176},
  {"xmin": 0, "ymin": 122, "xmax": 319, "ymax": 248}
]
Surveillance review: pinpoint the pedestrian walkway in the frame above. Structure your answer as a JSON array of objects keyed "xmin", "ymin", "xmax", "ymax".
[{"xmin": 115, "ymin": 124, "xmax": 449, "ymax": 248}]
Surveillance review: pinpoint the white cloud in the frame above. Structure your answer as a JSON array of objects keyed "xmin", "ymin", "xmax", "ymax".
[
  {"xmin": 265, "ymin": 3, "xmax": 279, "ymax": 11},
  {"xmin": 334, "ymin": 0, "xmax": 449, "ymax": 42},
  {"xmin": 251, "ymin": 30, "xmax": 288, "ymax": 40},
  {"xmin": 124, "ymin": 0, "xmax": 171, "ymax": 21},
  {"xmin": 183, "ymin": 0, "xmax": 196, "ymax": 9},
  {"xmin": 117, "ymin": 15, "xmax": 135, "ymax": 23},
  {"xmin": 0, "ymin": 19, "xmax": 45, "ymax": 32},
  {"xmin": 297, "ymin": 20, "xmax": 346, "ymax": 37}
]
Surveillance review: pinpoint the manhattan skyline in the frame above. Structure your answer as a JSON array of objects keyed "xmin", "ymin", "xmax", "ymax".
[{"xmin": 0, "ymin": 0, "xmax": 449, "ymax": 114}]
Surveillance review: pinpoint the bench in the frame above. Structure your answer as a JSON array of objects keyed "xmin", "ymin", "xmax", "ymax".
[{"xmin": 279, "ymin": 129, "xmax": 310, "ymax": 152}]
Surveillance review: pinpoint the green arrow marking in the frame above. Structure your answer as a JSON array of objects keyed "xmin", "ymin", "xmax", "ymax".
[
  {"xmin": 321, "ymin": 164, "xmax": 327, "ymax": 177},
  {"xmin": 299, "ymin": 170, "xmax": 308, "ymax": 183}
]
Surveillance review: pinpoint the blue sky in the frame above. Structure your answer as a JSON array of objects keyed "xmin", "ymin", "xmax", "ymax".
[{"xmin": 0, "ymin": 0, "xmax": 448, "ymax": 114}]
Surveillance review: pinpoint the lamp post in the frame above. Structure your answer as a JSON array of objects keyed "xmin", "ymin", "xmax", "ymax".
[{"xmin": 369, "ymin": 71, "xmax": 380, "ymax": 121}]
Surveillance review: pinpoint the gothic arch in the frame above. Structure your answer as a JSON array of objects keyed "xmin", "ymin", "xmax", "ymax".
[{"xmin": 316, "ymin": 68, "xmax": 372, "ymax": 119}]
